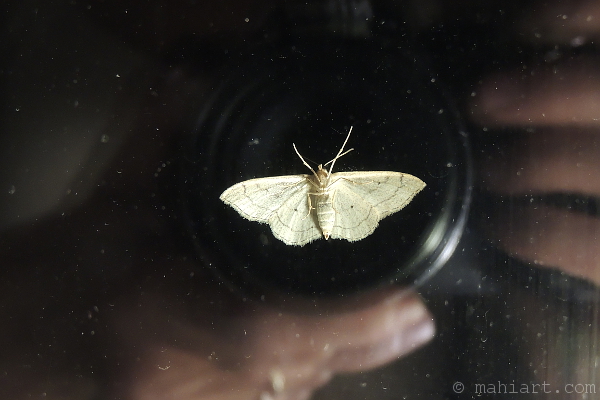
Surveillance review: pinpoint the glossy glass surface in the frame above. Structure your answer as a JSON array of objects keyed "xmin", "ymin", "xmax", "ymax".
[{"xmin": 2, "ymin": 1, "xmax": 599, "ymax": 399}]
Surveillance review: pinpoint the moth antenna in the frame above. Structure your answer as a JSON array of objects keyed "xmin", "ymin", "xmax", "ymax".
[
  {"xmin": 326, "ymin": 126, "xmax": 353, "ymax": 176},
  {"xmin": 293, "ymin": 143, "xmax": 318, "ymax": 178},
  {"xmin": 323, "ymin": 148, "xmax": 353, "ymax": 167}
]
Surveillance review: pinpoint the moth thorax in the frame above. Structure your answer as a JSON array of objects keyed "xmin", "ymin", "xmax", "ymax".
[{"xmin": 315, "ymin": 166, "xmax": 329, "ymax": 187}]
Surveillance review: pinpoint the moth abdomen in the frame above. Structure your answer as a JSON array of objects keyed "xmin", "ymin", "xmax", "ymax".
[{"xmin": 316, "ymin": 194, "xmax": 336, "ymax": 239}]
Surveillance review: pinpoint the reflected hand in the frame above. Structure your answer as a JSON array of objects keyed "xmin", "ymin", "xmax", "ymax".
[{"xmin": 471, "ymin": 1, "xmax": 600, "ymax": 285}]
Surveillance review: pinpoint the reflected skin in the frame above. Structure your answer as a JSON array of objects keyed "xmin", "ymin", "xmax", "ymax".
[{"xmin": 471, "ymin": 1, "xmax": 600, "ymax": 285}]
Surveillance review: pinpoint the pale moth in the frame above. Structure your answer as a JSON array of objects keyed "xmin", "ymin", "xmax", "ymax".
[{"xmin": 219, "ymin": 127, "xmax": 426, "ymax": 246}]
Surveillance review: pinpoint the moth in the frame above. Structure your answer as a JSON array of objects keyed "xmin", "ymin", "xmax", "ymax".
[{"xmin": 219, "ymin": 127, "xmax": 426, "ymax": 246}]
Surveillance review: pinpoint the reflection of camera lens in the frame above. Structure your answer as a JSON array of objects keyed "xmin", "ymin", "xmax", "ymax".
[{"xmin": 181, "ymin": 38, "xmax": 472, "ymax": 299}]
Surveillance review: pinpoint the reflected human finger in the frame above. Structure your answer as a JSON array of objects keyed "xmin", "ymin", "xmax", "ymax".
[
  {"xmin": 470, "ymin": 57, "xmax": 600, "ymax": 127},
  {"xmin": 248, "ymin": 288, "xmax": 434, "ymax": 399},
  {"xmin": 249, "ymin": 288, "xmax": 434, "ymax": 374},
  {"xmin": 486, "ymin": 204, "xmax": 600, "ymax": 285},
  {"xmin": 479, "ymin": 129, "xmax": 600, "ymax": 196}
]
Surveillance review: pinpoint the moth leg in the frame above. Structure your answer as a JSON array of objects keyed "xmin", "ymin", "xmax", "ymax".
[{"xmin": 301, "ymin": 193, "xmax": 316, "ymax": 220}]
